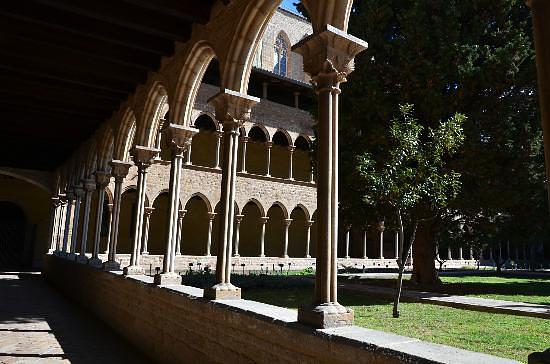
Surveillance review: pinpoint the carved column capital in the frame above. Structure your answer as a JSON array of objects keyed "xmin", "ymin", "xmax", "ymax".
[
  {"xmin": 95, "ymin": 171, "xmax": 111, "ymax": 189},
  {"xmin": 283, "ymin": 218, "xmax": 293, "ymax": 227},
  {"xmin": 162, "ymin": 123, "xmax": 197, "ymax": 152},
  {"xmin": 306, "ymin": 220, "xmax": 314, "ymax": 228},
  {"xmin": 178, "ymin": 209, "xmax": 187, "ymax": 219},
  {"xmin": 73, "ymin": 185, "xmax": 85, "ymax": 198},
  {"xmin": 83, "ymin": 179, "xmax": 96, "ymax": 192},
  {"xmin": 131, "ymin": 145, "xmax": 160, "ymax": 169},
  {"xmin": 235, "ymin": 214, "xmax": 244, "ymax": 224},
  {"xmin": 259, "ymin": 216, "xmax": 270, "ymax": 224},
  {"xmin": 208, "ymin": 89, "xmax": 259, "ymax": 128},
  {"xmin": 109, "ymin": 160, "xmax": 132, "ymax": 181},
  {"xmin": 208, "ymin": 212, "xmax": 217, "ymax": 220},
  {"xmin": 144, "ymin": 206, "xmax": 155, "ymax": 216}
]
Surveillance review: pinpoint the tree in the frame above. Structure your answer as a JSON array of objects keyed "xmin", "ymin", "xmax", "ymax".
[{"xmin": 356, "ymin": 104, "xmax": 465, "ymax": 317}]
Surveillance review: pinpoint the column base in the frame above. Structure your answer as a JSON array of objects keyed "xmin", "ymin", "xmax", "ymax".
[
  {"xmin": 379, "ymin": 256, "xmax": 384, "ymax": 260},
  {"xmin": 306, "ymin": 255, "xmax": 311, "ymax": 258},
  {"xmin": 234, "ymin": 253, "xmax": 240, "ymax": 257},
  {"xmin": 203, "ymin": 283, "xmax": 241, "ymax": 300},
  {"xmin": 259, "ymin": 254, "xmax": 265, "ymax": 258},
  {"xmin": 142, "ymin": 251, "xmax": 149, "ymax": 255},
  {"xmin": 103, "ymin": 260, "xmax": 121, "ymax": 271},
  {"xmin": 123, "ymin": 265, "xmax": 145, "ymax": 276},
  {"xmin": 298, "ymin": 302, "xmax": 354, "ymax": 329},
  {"xmin": 88, "ymin": 257, "xmax": 103, "ymax": 268},
  {"xmin": 66, "ymin": 252, "xmax": 77, "ymax": 261},
  {"xmin": 281, "ymin": 254, "xmax": 289, "ymax": 259},
  {"xmin": 76, "ymin": 255, "xmax": 88, "ymax": 264},
  {"xmin": 176, "ymin": 252, "xmax": 181, "ymax": 256},
  {"xmin": 345, "ymin": 256, "xmax": 350, "ymax": 259},
  {"xmin": 153, "ymin": 272, "xmax": 181, "ymax": 286}
]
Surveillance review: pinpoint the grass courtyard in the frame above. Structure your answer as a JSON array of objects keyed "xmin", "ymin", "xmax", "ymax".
[{"xmin": 241, "ymin": 275, "xmax": 550, "ymax": 363}]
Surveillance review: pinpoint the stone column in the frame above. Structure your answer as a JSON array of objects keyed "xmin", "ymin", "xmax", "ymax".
[
  {"xmin": 175, "ymin": 210, "xmax": 186, "ymax": 256},
  {"xmin": 459, "ymin": 246, "xmax": 464, "ymax": 260},
  {"xmin": 61, "ymin": 191, "xmax": 75, "ymax": 255},
  {"xmin": 89, "ymin": 171, "xmax": 110, "ymax": 268},
  {"xmin": 526, "ymin": 0, "xmax": 550, "ymax": 207},
  {"xmin": 214, "ymin": 130, "xmax": 223, "ymax": 169},
  {"xmin": 259, "ymin": 216, "xmax": 269, "ymax": 257},
  {"xmin": 362, "ymin": 230, "xmax": 367, "ymax": 259},
  {"xmin": 141, "ymin": 207, "xmax": 155, "ymax": 255},
  {"xmin": 124, "ymin": 146, "xmax": 158, "ymax": 276},
  {"xmin": 448, "ymin": 246, "xmax": 453, "ymax": 260},
  {"xmin": 470, "ymin": 246, "xmax": 474, "ymax": 260},
  {"xmin": 103, "ymin": 160, "xmax": 132, "ymax": 271},
  {"xmin": 241, "ymin": 136, "xmax": 248, "ymax": 173},
  {"xmin": 233, "ymin": 214, "xmax": 244, "ymax": 257},
  {"xmin": 282, "ymin": 218, "xmax": 292, "ymax": 258},
  {"xmin": 394, "ymin": 231, "xmax": 399, "ymax": 259},
  {"xmin": 154, "ymin": 124, "xmax": 196, "ymax": 285},
  {"xmin": 305, "ymin": 220, "xmax": 313, "ymax": 258},
  {"xmin": 206, "ymin": 212, "xmax": 216, "ymax": 256},
  {"xmin": 104, "ymin": 204, "xmax": 113, "ymax": 255},
  {"xmin": 310, "ymin": 169, "xmax": 315, "ymax": 184},
  {"xmin": 68, "ymin": 186, "xmax": 84, "ymax": 260},
  {"xmin": 48, "ymin": 196, "xmax": 61, "ymax": 253},
  {"xmin": 288, "ymin": 146, "xmax": 295, "ymax": 180},
  {"xmin": 378, "ymin": 222, "xmax": 385, "ymax": 259},
  {"xmin": 294, "ymin": 25, "xmax": 367, "ymax": 328},
  {"xmin": 55, "ymin": 196, "xmax": 67, "ymax": 253},
  {"xmin": 344, "ymin": 225, "xmax": 351, "ymax": 259},
  {"xmin": 77, "ymin": 179, "xmax": 96, "ymax": 263},
  {"xmin": 185, "ymin": 139, "xmax": 193, "ymax": 165},
  {"xmin": 435, "ymin": 244, "xmax": 440, "ymax": 260},
  {"xmin": 265, "ymin": 141, "xmax": 273, "ymax": 177},
  {"xmin": 204, "ymin": 90, "xmax": 258, "ymax": 300}
]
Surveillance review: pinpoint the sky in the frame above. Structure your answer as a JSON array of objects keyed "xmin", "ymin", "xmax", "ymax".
[{"xmin": 280, "ymin": 0, "xmax": 300, "ymax": 15}]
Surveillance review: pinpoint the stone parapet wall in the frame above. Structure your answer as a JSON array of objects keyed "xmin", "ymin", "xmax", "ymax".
[{"xmin": 43, "ymin": 255, "xmax": 516, "ymax": 364}]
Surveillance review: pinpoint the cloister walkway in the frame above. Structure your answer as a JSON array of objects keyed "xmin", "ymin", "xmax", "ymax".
[{"xmin": 0, "ymin": 272, "xmax": 147, "ymax": 363}]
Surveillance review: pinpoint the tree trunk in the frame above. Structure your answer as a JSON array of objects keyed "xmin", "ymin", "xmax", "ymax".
[{"xmin": 410, "ymin": 221, "xmax": 441, "ymax": 288}]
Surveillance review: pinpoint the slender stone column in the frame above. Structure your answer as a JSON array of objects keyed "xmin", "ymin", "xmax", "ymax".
[
  {"xmin": 288, "ymin": 146, "xmax": 295, "ymax": 180},
  {"xmin": 204, "ymin": 90, "xmax": 259, "ymax": 300},
  {"xmin": 233, "ymin": 214, "xmax": 244, "ymax": 257},
  {"xmin": 470, "ymin": 246, "xmax": 474, "ymax": 260},
  {"xmin": 48, "ymin": 196, "xmax": 61, "ymax": 253},
  {"xmin": 344, "ymin": 225, "xmax": 351, "ymax": 259},
  {"xmin": 241, "ymin": 137, "xmax": 249, "ymax": 173},
  {"xmin": 77, "ymin": 179, "xmax": 95, "ymax": 263},
  {"xmin": 55, "ymin": 196, "xmax": 67, "ymax": 253},
  {"xmin": 103, "ymin": 160, "xmax": 132, "ymax": 271},
  {"xmin": 435, "ymin": 244, "xmax": 440, "ymax": 260},
  {"xmin": 282, "ymin": 218, "xmax": 292, "ymax": 258},
  {"xmin": 305, "ymin": 220, "xmax": 313, "ymax": 258},
  {"xmin": 206, "ymin": 212, "xmax": 216, "ymax": 256},
  {"xmin": 141, "ymin": 207, "xmax": 155, "ymax": 255},
  {"xmin": 394, "ymin": 231, "xmax": 399, "ymax": 259},
  {"xmin": 214, "ymin": 131, "xmax": 223, "ymax": 169},
  {"xmin": 378, "ymin": 222, "xmax": 385, "ymax": 259},
  {"xmin": 362, "ymin": 230, "xmax": 367, "ymax": 259},
  {"xmin": 124, "ymin": 146, "xmax": 158, "ymax": 276},
  {"xmin": 447, "ymin": 246, "xmax": 453, "ymax": 260},
  {"xmin": 294, "ymin": 25, "xmax": 367, "ymax": 328},
  {"xmin": 154, "ymin": 124, "xmax": 196, "ymax": 285},
  {"xmin": 68, "ymin": 186, "xmax": 84, "ymax": 260},
  {"xmin": 104, "ymin": 204, "xmax": 113, "ymax": 255},
  {"xmin": 458, "ymin": 246, "xmax": 464, "ymax": 260},
  {"xmin": 310, "ymin": 169, "xmax": 315, "ymax": 184},
  {"xmin": 175, "ymin": 210, "xmax": 186, "ymax": 256},
  {"xmin": 265, "ymin": 141, "xmax": 273, "ymax": 177},
  {"xmin": 185, "ymin": 139, "xmax": 192, "ymax": 165},
  {"xmin": 61, "ymin": 192, "xmax": 75, "ymax": 255},
  {"xmin": 89, "ymin": 171, "xmax": 110, "ymax": 268},
  {"xmin": 259, "ymin": 216, "xmax": 269, "ymax": 257},
  {"xmin": 526, "ymin": 0, "xmax": 550, "ymax": 207}
]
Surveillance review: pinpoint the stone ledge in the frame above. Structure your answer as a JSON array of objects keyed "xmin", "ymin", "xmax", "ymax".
[{"xmin": 42, "ymin": 254, "xmax": 519, "ymax": 364}]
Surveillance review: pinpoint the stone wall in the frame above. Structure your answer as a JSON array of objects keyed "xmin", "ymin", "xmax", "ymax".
[{"xmin": 43, "ymin": 255, "xmax": 515, "ymax": 364}]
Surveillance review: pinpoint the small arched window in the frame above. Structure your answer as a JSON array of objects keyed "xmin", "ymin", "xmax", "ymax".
[{"xmin": 273, "ymin": 33, "xmax": 288, "ymax": 76}]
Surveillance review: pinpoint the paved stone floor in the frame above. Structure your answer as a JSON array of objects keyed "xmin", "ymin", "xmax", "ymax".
[{"xmin": 0, "ymin": 272, "xmax": 148, "ymax": 363}]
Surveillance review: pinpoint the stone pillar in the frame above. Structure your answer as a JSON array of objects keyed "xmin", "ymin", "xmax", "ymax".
[
  {"xmin": 154, "ymin": 124, "xmax": 196, "ymax": 285},
  {"xmin": 141, "ymin": 207, "xmax": 154, "ymax": 255},
  {"xmin": 103, "ymin": 160, "xmax": 132, "ymax": 271},
  {"xmin": 233, "ymin": 214, "xmax": 244, "ymax": 257},
  {"xmin": 214, "ymin": 131, "xmax": 223, "ymax": 169},
  {"xmin": 526, "ymin": 0, "xmax": 550, "ymax": 207},
  {"xmin": 175, "ymin": 210, "xmax": 186, "ymax": 256},
  {"xmin": 344, "ymin": 225, "xmax": 351, "ymax": 259},
  {"xmin": 185, "ymin": 139, "xmax": 192, "ymax": 165},
  {"xmin": 310, "ymin": 169, "xmax": 315, "ymax": 184},
  {"xmin": 265, "ymin": 141, "xmax": 273, "ymax": 177},
  {"xmin": 61, "ymin": 192, "xmax": 75, "ymax": 255},
  {"xmin": 282, "ymin": 218, "xmax": 292, "ymax": 258},
  {"xmin": 459, "ymin": 246, "xmax": 464, "ymax": 260},
  {"xmin": 124, "ymin": 146, "xmax": 158, "ymax": 276},
  {"xmin": 394, "ymin": 231, "xmax": 399, "ymax": 259},
  {"xmin": 241, "ymin": 137, "xmax": 248, "ymax": 173},
  {"xmin": 470, "ymin": 246, "xmax": 474, "ymax": 260},
  {"xmin": 305, "ymin": 220, "xmax": 313, "ymax": 258},
  {"xmin": 293, "ymin": 25, "xmax": 367, "ymax": 328},
  {"xmin": 89, "ymin": 171, "xmax": 110, "ymax": 268},
  {"xmin": 378, "ymin": 222, "xmax": 385, "ymax": 259},
  {"xmin": 55, "ymin": 196, "xmax": 67, "ymax": 252},
  {"xmin": 77, "ymin": 179, "xmax": 95, "ymax": 263},
  {"xmin": 288, "ymin": 146, "xmax": 295, "ymax": 180},
  {"xmin": 104, "ymin": 204, "xmax": 113, "ymax": 255},
  {"xmin": 259, "ymin": 216, "xmax": 269, "ymax": 257},
  {"xmin": 447, "ymin": 246, "xmax": 453, "ymax": 260},
  {"xmin": 204, "ymin": 90, "xmax": 258, "ymax": 300},
  {"xmin": 68, "ymin": 186, "xmax": 84, "ymax": 260},
  {"xmin": 206, "ymin": 212, "xmax": 216, "ymax": 256},
  {"xmin": 294, "ymin": 91, "xmax": 300, "ymax": 109},
  {"xmin": 362, "ymin": 230, "xmax": 367, "ymax": 259},
  {"xmin": 435, "ymin": 244, "xmax": 440, "ymax": 260},
  {"xmin": 48, "ymin": 196, "xmax": 61, "ymax": 253}
]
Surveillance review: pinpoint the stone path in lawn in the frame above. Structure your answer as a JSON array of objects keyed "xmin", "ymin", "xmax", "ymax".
[
  {"xmin": 0, "ymin": 271, "xmax": 148, "ymax": 363},
  {"xmin": 338, "ymin": 281, "xmax": 550, "ymax": 319}
]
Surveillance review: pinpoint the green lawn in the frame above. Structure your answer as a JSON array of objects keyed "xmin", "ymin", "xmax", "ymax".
[{"xmin": 244, "ymin": 287, "xmax": 550, "ymax": 363}]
